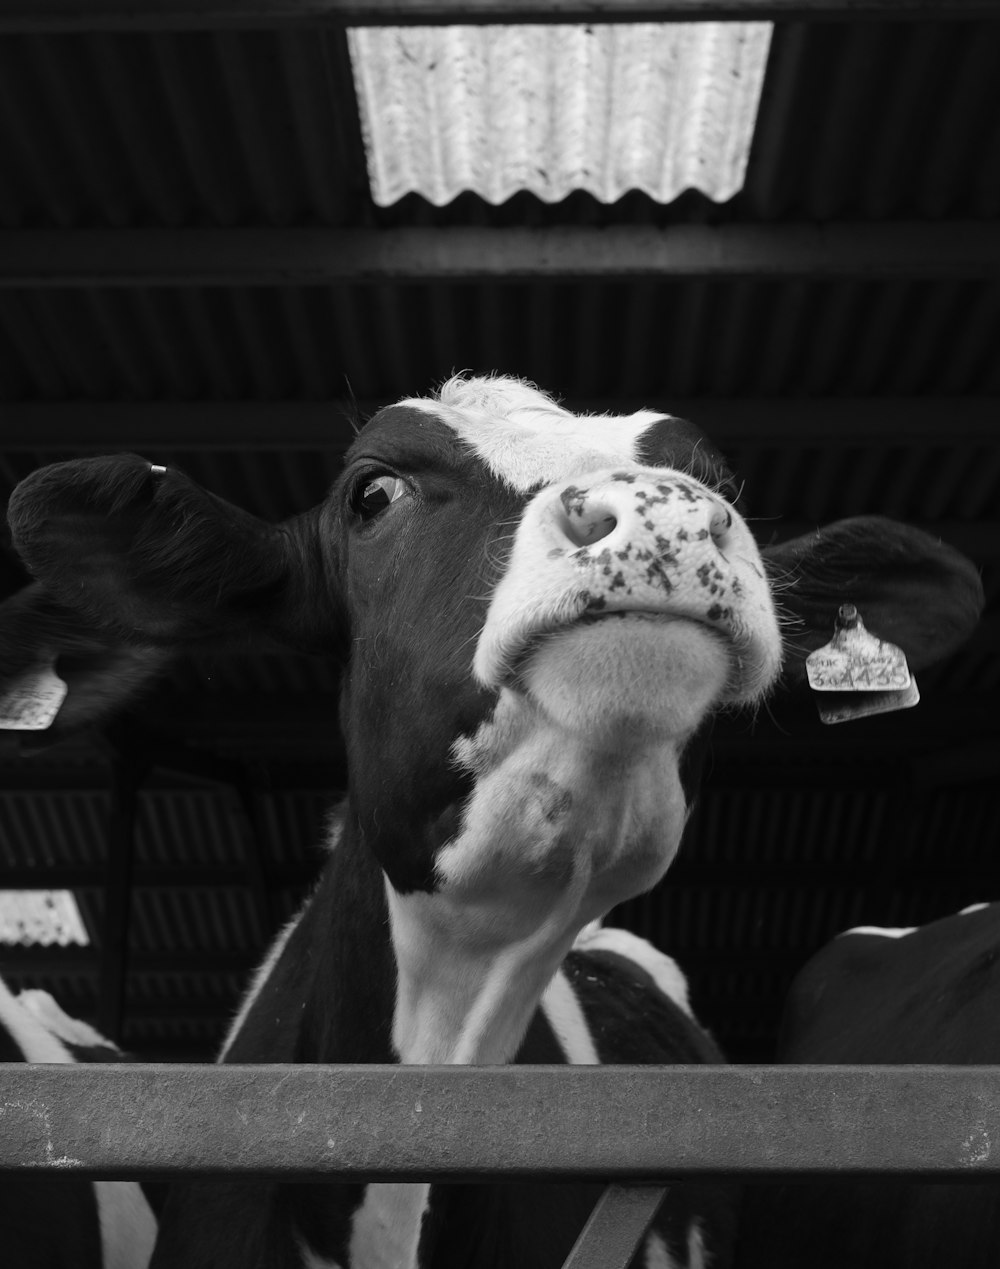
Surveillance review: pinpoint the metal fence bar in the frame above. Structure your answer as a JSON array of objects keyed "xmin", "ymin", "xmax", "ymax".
[
  {"xmin": 2, "ymin": 1064, "xmax": 1000, "ymax": 1182},
  {"xmin": 561, "ymin": 1185, "xmax": 669, "ymax": 1269}
]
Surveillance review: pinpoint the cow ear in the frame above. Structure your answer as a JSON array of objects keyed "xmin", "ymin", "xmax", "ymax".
[
  {"xmin": 762, "ymin": 516, "xmax": 984, "ymax": 685},
  {"xmin": 7, "ymin": 454, "xmax": 342, "ymax": 654},
  {"xmin": 0, "ymin": 582, "xmax": 172, "ymax": 738}
]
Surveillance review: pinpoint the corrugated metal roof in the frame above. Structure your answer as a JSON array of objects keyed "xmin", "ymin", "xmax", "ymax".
[
  {"xmin": 347, "ymin": 22, "xmax": 773, "ymax": 206},
  {"xmin": 0, "ymin": 21, "xmax": 997, "ymax": 231},
  {"xmin": 2, "ymin": 280, "xmax": 1000, "ymax": 413}
]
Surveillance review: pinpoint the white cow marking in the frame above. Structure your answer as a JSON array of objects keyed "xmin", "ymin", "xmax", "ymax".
[
  {"xmin": 16, "ymin": 988, "xmax": 118, "ymax": 1051},
  {"xmin": 399, "ymin": 375, "xmax": 667, "ymax": 493},
  {"xmin": 540, "ymin": 969, "xmax": 600, "ymax": 1064},
  {"xmin": 645, "ymin": 1229, "xmax": 684, "ymax": 1269},
  {"xmin": 687, "ymin": 1219, "xmax": 708, "ymax": 1269},
  {"xmin": 0, "ymin": 978, "xmax": 157, "ymax": 1269},
  {"xmin": 959, "ymin": 902, "xmax": 990, "ymax": 917},
  {"xmin": 386, "ymin": 687, "xmax": 689, "ymax": 1066},
  {"xmin": 347, "ymin": 1181, "xmax": 430, "ymax": 1269},
  {"xmin": 573, "ymin": 925, "xmax": 694, "ymax": 1019},
  {"xmin": 840, "ymin": 925, "xmax": 917, "ymax": 939},
  {"xmin": 94, "ymin": 1181, "xmax": 158, "ymax": 1269}
]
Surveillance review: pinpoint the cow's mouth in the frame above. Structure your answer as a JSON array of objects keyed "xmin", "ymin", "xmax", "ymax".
[
  {"xmin": 507, "ymin": 609, "xmax": 726, "ymax": 690},
  {"xmin": 503, "ymin": 608, "xmax": 734, "ymax": 741}
]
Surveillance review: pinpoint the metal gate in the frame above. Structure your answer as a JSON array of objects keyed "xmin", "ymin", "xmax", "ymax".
[{"xmin": 3, "ymin": 1063, "xmax": 999, "ymax": 1268}]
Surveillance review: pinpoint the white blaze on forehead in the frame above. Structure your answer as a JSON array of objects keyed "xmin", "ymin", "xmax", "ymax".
[{"xmin": 398, "ymin": 374, "xmax": 670, "ymax": 491}]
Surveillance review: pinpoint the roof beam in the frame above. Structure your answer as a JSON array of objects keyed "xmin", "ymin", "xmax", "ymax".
[
  {"xmin": 2, "ymin": 398, "xmax": 999, "ymax": 450},
  {"xmin": 1, "ymin": 224, "xmax": 999, "ymax": 286},
  {"xmin": 0, "ymin": 1, "xmax": 996, "ymax": 35}
]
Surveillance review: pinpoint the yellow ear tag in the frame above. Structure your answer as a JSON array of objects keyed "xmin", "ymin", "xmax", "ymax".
[
  {"xmin": 806, "ymin": 604, "xmax": 920, "ymax": 725},
  {"xmin": 0, "ymin": 662, "xmax": 69, "ymax": 730}
]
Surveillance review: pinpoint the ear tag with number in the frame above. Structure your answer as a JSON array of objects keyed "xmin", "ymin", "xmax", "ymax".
[
  {"xmin": 0, "ymin": 662, "xmax": 69, "ymax": 730},
  {"xmin": 806, "ymin": 604, "xmax": 919, "ymax": 725}
]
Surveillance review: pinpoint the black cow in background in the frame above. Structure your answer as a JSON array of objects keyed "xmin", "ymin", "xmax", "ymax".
[{"xmin": 736, "ymin": 903, "xmax": 1000, "ymax": 1269}]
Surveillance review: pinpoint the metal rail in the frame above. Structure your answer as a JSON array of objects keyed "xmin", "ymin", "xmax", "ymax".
[{"xmin": 2, "ymin": 1064, "xmax": 999, "ymax": 1181}]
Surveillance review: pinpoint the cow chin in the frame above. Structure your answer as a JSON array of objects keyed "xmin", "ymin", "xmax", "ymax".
[{"xmin": 520, "ymin": 613, "xmax": 731, "ymax": 743}]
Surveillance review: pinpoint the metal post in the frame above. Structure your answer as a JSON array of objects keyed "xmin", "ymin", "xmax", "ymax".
[{"xmin": 561, "ymin": 1185, "xmax": 669, "ymax": 1269}]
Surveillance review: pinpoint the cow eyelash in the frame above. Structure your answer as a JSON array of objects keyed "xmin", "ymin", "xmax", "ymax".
[{"xmin": 350, "ymin": 472, "xmax": 409, "ymax": 521}]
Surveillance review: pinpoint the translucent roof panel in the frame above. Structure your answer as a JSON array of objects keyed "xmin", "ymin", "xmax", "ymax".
[
  {"xmin": 0, "ymin": 890, "xmax": 90, "ymax": 947},
  {"xmin": 348, "ymin": 23, "xmax": 773, "ymax": 207}
]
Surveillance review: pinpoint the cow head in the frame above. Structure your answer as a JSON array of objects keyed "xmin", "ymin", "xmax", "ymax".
[{"xmin": 2, "ymin": 377, "xmax": 983, "ymax": 1061}]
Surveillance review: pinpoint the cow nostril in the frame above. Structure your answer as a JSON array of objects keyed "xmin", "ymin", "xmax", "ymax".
[
  {"xmin": 710, "ymin": 506, "xmax": 733, "ymax": 546},
  {"xmin": 558, "ymin": 507, "xmax": 618, "ymax": 549}
]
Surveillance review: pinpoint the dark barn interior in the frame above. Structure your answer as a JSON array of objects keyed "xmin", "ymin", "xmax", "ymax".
[{"xmin": 0, "ymin": 1, "xmax": 998, "ymax": 1065}]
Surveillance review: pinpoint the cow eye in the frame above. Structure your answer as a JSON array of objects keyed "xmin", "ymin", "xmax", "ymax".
[{"xmin": 353, "ymin": 474, "xmax": 408, "ymax": 521}]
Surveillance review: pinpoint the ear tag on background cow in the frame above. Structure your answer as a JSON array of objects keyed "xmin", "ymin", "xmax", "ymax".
[
  {"xmin": 0, "ymin": 661, "xmax": 68, "ymax": 731},
  {"xmin": 806, "ymin": 603, "xmax": 919, "ymax": 725}
]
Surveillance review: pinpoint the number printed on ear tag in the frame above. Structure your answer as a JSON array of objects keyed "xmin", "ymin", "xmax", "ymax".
[
  {"xmin": 0, "ymin": 662, "xmax": 69, "ymax": 730},
  {"xmin": 807, "ymin": 604, "xmax": 919, "ymax": 725}
]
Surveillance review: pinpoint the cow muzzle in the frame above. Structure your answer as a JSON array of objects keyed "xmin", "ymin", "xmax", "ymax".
[{"xmin": 473, "ymin": 468, "xmax": 783, "ymax": 727}]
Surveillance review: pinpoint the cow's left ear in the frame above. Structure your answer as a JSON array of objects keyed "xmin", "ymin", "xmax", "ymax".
[
  {"xmin": 7, "ymin": 453, "xmax": 343, "ymax": 654},
  {"xmin": 762, "ymin": 516, "xmax": 984, "ymax": 684}
]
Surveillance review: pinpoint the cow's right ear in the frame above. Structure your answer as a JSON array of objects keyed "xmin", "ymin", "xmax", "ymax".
[{"xmin": 7, "ymin": 454, "xmax": 343, "ymax": 655}]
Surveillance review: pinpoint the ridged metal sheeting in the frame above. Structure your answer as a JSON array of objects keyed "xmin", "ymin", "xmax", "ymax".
[
  {"xmin": 0, "ymin": 29, "xmax": 365, "ymax": 230},
  {"xmin": 1, "ymin": 23, "xmax": 999, "ymax": 227},
  {"xmin": 2, "ymin": 280, "xmax": 1000, "ymax": 410},
  {"xmin": 347, "ymin": 23, "xmax": 773, "ymax": 206}
]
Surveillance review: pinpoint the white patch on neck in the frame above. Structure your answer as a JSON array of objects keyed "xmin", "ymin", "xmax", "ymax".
[
  {"xmin": 540, "ymin": 969, "xmax": 600, "ymax": 1064},
  {"xmin": 347, "ymin": 1182, "xmax": 430, "ymax": 1269},
  {"xmin": 573, "ymin": 925, "xmax": 694, "ymax": 1019},
  {"xmin": 387, "ymin": 689, "xmax": 688, "ymax": 1067},
  {"xmin": 399, "ymin": 374, "xmax": 667, "ymax": 492}
]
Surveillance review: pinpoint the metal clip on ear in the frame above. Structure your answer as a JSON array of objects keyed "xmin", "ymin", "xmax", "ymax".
[{"xmin": 806, "ymin": 603, "xmax": 920, "ymax": 725}]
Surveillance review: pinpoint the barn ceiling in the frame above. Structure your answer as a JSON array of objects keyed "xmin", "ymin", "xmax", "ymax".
[{"xmin": 1, "ymin": 0, "xmax": 998, "ymax": 1063}]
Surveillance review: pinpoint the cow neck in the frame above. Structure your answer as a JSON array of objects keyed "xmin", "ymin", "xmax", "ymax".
[
  {"xmin": 224, "ymin": 823, "xmax": 396, "ymax": 1066},
  {"xmin": 380, "ymin": 702, "xmax": 689, "ymax": 1068}
]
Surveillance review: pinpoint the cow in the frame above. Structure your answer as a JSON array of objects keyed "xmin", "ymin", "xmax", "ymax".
[
  {"xmin": 734, "ymin": 902, "xmax": 1000, "ymax": 1269},
  {"xmin": 0, "ymin": 375, "xmax": 984, "ymax": 1268},
  {"xmin": 0, "ymin": 976, "xmax": 158, "ymax": 1269}
]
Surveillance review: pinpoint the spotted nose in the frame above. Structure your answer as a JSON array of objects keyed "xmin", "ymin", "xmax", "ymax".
[
  {"xmin": 474, "ymin": 466, "xmax": 782, "ymax": 704},
  {"xmin": 552, "ymin": 475, "xmax": 734, "ymax": 558}
]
